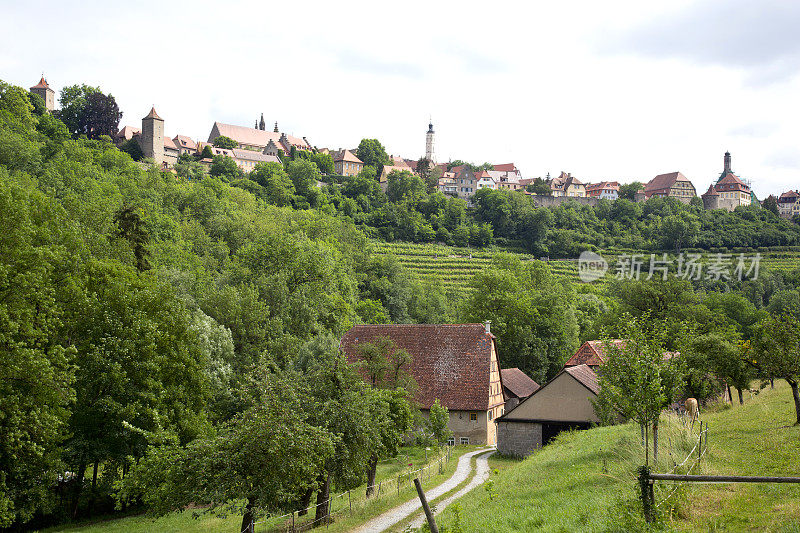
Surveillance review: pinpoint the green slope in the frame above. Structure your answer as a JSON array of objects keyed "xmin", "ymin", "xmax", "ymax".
[{"xmin": 433, "ymin": 381, "xmax": 800, "ymax": 532}]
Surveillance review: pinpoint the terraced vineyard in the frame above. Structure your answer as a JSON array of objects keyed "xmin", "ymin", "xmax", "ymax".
[
  {"xmin": 369, "ymin": 242, "xmax": 583, "ymax": 298},
  {"xmin": 370, "ymin": 242, "xmax": 800, "ymax": 297}
]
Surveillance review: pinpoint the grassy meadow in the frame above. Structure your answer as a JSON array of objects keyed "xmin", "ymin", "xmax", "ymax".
[
  {"xmin": 433, "ymin": 381, "xmax": 800, "ymax": 532},
  {"xmin": 41, "ymin": 446, "xmax": 480, "ymax": 533}
]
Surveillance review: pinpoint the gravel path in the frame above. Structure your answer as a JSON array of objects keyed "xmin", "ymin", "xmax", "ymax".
[
  {"xmin": 351, "ymin": 447, "xmax": 492, "ymax": 533},
  {"xmin": 407, "ymin": 450, "xmax": 496, "ymax": 530}
]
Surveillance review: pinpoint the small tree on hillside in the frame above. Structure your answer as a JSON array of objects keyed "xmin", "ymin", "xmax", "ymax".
[
  {"xmin": 596, "ymin": 316, "xmax": 685, "ymax": 463},
  {"xmin": 751, "ymin": 313, "xmax": 800, "ymax": 425},
  {"xmin": 212, "ymin": 135, "xmax": 238, "ymax": 149},
  {"xmin": 428, "ymin": 399, "xmax": 452, "ymax": 445}
]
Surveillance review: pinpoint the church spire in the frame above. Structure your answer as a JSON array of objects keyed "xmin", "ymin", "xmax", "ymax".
[
  {"xmin": 274, "ymin": 121, "xmax": 279, "ymax": 133},
  {"xmin": 259, "ymin": 113, "xmax": 265, "ymax": 131}
]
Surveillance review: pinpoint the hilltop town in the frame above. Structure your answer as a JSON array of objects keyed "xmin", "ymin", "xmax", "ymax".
[{"xmin": 29, "ymin": 75, "xmax": 800, "ymax": 220}]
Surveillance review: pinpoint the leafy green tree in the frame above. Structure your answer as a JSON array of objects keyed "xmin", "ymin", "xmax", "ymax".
[
  {"xmin": 119, "ymin": 138, "xmax": 144, "ymax": 161},
  {"xmin": 114, "ymin": 205, "xmax": 151, "ymax": 271},
  {"xmin": 618, "ymin": 181, "xmax": 644, "ymax": 200},
  {"xmin": 766, "ymin": 289, "xmax": 800, "ymax": 317},
  {"xmin": 311, "ymin": 151, "xmax": 334, "ymax": 175},
  {"xmin": 427, "ymin": 399, "xmax": 452, "ymax": 444},
  {"xmin": 387, "ymin": 170, "xmax": 426, "ymax": 203},
  {"xmin": 28, "ymin": 91, "xmax": 47, "ymax": 115},
  {"xmin": 121, "ymin": 370, "xmax": 334, "ymax": 533},
  {"xmin": 751, "ymin": 313, "xmax": 800, "ymax": 424},
  {"xmin": 212, "ymin": 135, "xmax": 238, "ymax": 149},
  {"xmin": 286, "ymin": 159, "xmax": 322, "ymax": 207},
  {"xmin": 526, "ymin": 177, "xmax": 551, "ymax": 195},
  {"xmin": 661, "ymin": 212, "xmax": 700, "ymax": 252},
  {"xmin": 461, "ymin": 254, "xmax": 578, "ymax": 382},
  {"xmin": 58, "ymin": 85, "xmax": 121, "ymax": 139},
  {"xmin": 200, "ymin": 144, "xmax": 214, "ymax": 159},
  {"xmin": 209, "ymin": 155, "xmax": 241, "ymax": 180},
  {"xmin": 0, "ymin": 175, "xmax": 76, "ymax": 527},
  {"xmin": 356, "ymin": 138, "xmax": 390, "ymax": 175},
  {"xmin": 250, "ymin": 162, "xmax": 295, "ymax": 206},
  {"xmin": 763, "ymin": 195, "xmax": 780, "ymax": 217},
  {"xmin": 596, "ymin": 316, "xmax": 686, "ymax": 463}
]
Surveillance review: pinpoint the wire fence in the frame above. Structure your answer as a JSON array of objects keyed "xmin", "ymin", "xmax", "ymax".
[
  {"xmin": 243, "ymin": 445, "xmax": 454, "ymax": 533},
  {"xmin": 655, "ymin": 420, "xmax": 708, "ymax": 509}
]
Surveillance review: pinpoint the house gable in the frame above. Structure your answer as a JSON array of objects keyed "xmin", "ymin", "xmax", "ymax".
[{"xmin": 502, "ymin": 364, "xmax": 600, "ymax": 423}]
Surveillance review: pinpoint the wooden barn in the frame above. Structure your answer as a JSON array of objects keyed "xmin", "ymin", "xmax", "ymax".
[{"xmin": 496, "ymin": 364, "xmax": 600, "ymax": 457}]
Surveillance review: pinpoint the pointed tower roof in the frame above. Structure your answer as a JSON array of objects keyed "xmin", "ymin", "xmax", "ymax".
[
  {"xmin": 31, "ymin": 76, "xmax": 51, "ymax": 90},
  {"xmin": 427, "ymin": 121, "xmax": 434, "ymax": 133},
  {"xmin": 143, "ymin": 106, "xmax": 163, "ymax": 120},
  {"xmin": 273, "ymin": 121, "xmax": 279, "ymax": 133}
]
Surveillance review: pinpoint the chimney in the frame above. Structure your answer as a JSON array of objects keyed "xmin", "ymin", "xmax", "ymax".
[
  {"xmin": 724, "ymin": 151, "xmax": 732, "ymax": 173},
  {"xmin": 484, "ymin": 320, "xmax": 491, "ymax": 334}
]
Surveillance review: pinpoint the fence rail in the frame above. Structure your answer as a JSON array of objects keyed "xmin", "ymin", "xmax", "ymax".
[{"xmin": 650, "ymin": 473, "xmax": 800, "ymax": 484}]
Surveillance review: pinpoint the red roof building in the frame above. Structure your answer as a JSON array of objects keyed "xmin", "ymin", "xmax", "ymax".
[
  {"xmin": 703, "ymin": 152, "xmax": 752, "ymax": 211},
  {"xmin": 644, "ymin": 172, "xmax": 696, "ymax": 203},
  {"xmin": 564, "ymin": 340, "xmax": 628, "ymax": 369},
  {"xmin": 500, "ymin": 368, "xmax": 540, "ymax": 400},
  {"xmin": 341, "ymin": 323, "xmax": 506, "ymax": 445}
]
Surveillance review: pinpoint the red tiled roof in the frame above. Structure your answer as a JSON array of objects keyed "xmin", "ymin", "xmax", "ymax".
[
  {"xmin": 173, "ymin": 135, "xmax": 197, "ymax": 150},
  {"xmin": 210, "ymin": 122, "xmax": 309, "ymax": 150},
  {"xmin": 340, "ymin": 324, "xmax": 496, "ymax": 411},
  {"xmin": 702, "ymin": 184, "xmax": 720, "ymax": 196},
  {"xmin": 333, "ymin": 149, "xmax": 362, "ymax": 164},
  {"xmin": 564, "ymin": 340, "xmax": 627, "ymax": 367},
  {"xmin": 716, "ymin": 172, "xmax": 750, "ymax": 191},
  {"xmin": 31, "ymin": 76, "xmax": 50, "ymax": 90},
  {"xmin": 500, "ymin": 368, "xmax": 540, "ymax": 399},
  {"xmin": 585, "ymin": 181, "xmax": 620, "ymax": 191},
  {"xmin": 779, "ymin": 190, "xmax": 800, "ymax": 203},
  {"xmin": 116, "ymin": 125, "xmax": 141, "ymax": 141},
  {"xmin": 564, "ymin": 364, "xmax": 600, "ymax": 395},
  {"xmin": 143, "ymin": 106, "xmax": 163, "ymax": 120},
  {"xmin": 645, "ymin": 172, "xmax": 691, "ymax": 194},
  {"xmin": 163, "ymin": 136, "xmax": 178, "ymax": 150},
  {"xmin": 492, "ymin": 163, "xmax": 517, "ymax": 172}
]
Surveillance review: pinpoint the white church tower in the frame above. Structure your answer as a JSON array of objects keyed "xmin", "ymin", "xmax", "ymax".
[{"xmin": 425, "ymin": 120, "xmax": 435, "ymax": 163}]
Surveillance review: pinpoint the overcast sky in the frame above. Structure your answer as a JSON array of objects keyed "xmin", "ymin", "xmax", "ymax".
[{"xmin": 2, "ymin": 0, "xmax": 799, "ymax": 197}]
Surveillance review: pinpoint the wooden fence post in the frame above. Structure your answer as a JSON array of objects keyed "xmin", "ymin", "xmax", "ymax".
[
  {"xmin": 413, "ymin": 478, "xmax": 439, "ymax": 533},
  {"xmin": 348, "ymin": 490, "xmax": 352, "ymax": 515}
]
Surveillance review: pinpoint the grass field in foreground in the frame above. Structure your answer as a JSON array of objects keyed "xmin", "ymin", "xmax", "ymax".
[
  {"xmin": 41, "ymin": 446, "xmax": 478, "ymax": 533},
  {"xmin": 433, "ymin": 381, "xmax": 800, "ymax": 532}
]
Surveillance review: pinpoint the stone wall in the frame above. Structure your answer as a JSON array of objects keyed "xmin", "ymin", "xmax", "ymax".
[
  {"xmin": 497, "ymin": 420, "xmax": 542, "ymax": 457},
  {"xmin": 528, "ymin": 195, "xmax": 600, "ymax": 208}
]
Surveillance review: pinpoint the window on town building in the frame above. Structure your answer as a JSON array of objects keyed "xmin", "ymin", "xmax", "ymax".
[
  {"xmin": 460, "ymin": 437, "xmax": 470, "ymax": 445},
  {"xmin": 488, "ymin": 411, "xmax": 493, "ymax": 421},
  {"xmin": 469, "ymin": 413, "xmax": 477, "ymax": 422},
  {"xmin": 447, "ymin": 437, "xmax": 455, "ymax": 446}
]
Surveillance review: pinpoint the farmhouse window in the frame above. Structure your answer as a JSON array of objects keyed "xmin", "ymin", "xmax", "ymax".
[
  {"xmin": 460, "ymin": 437, "xmax": 470, "ymax": 445},
  {"xmin": 469, "ymin": 413, "xmax": 477, "ymax": 421}
]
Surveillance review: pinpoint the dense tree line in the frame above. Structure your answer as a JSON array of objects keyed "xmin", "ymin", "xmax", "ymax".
[{"xmin": 0, "ymin": 80, "xmax": 448, "ymax": 529}]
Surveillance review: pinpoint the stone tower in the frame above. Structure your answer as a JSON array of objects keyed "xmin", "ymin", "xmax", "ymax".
[
  {"xmin": 724, "ymin": 151, "xmax": 732, "ymax": 173},
  {"xmin": 140, "ymin": 106, "xmax": 164, "ymax": 166},
  {"xmin": 425, "ymin": 120, "xmax": 435, "ymax": 163},
  {"xmin": 30, "ymin": 76, "xmax": 55, "ymax": 112},
  {"xmin": 259, "ymin": 113, "xmax": 266, "ymax": 131}
]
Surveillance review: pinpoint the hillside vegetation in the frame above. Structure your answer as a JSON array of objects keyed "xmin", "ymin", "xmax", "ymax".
[{"xmin": 433, "ymin": 382, "xmax": 800, "ymax": 532}]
